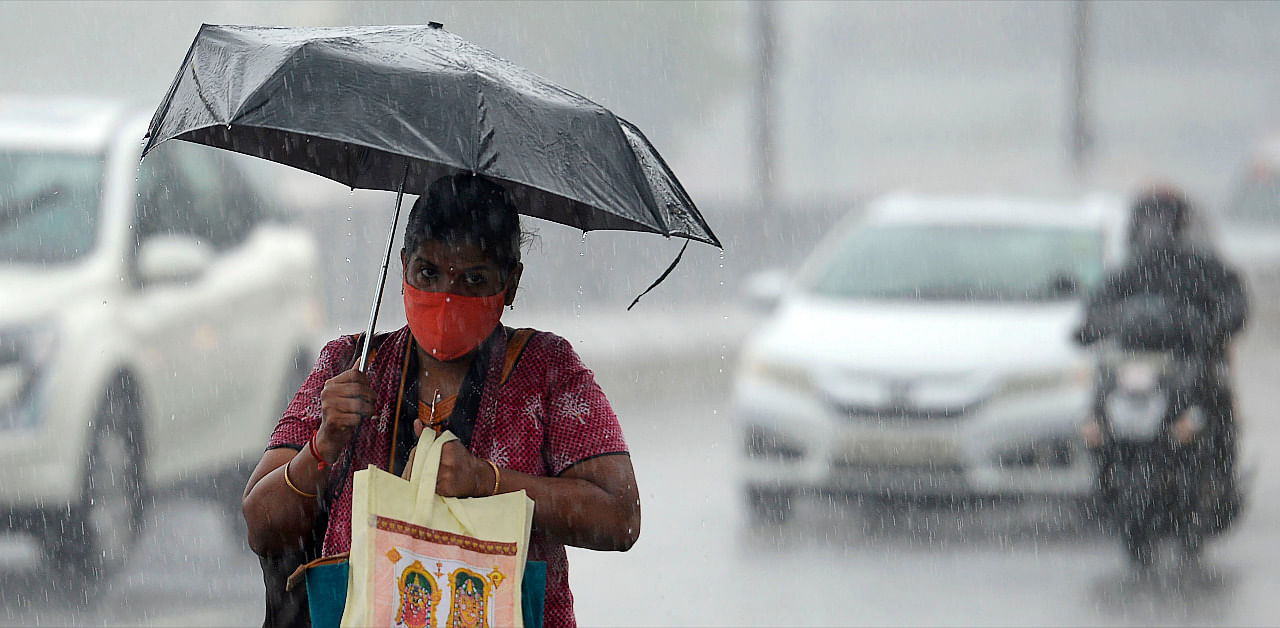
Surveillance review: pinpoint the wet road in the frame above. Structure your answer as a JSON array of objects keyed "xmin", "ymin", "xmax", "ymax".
[
  {"xmin": 2, "ymin": 319, "xmax": 1279, "ymax": 626},
  {"xmin": 570, "ymin": 321, "xmax": 1280, "ymax": 627}
]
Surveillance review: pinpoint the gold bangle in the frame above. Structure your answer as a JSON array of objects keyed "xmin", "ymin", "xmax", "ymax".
[
  {"xmin": 486, "ymin": 459, "xmax": 500, "ymax": 496},
  {"xmin": 283, "ymin": 463, "xmax": 317, "ymax": 499}
]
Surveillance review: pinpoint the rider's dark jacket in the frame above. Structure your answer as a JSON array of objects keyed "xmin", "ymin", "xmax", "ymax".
[{"xmin": 1076, "ymin": 245, "xmax": 1248, "ymax": 361}]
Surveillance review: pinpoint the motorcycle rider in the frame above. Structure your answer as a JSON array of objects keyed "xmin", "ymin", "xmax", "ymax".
[{"xmin": 1076, "ymin": 187, "xmax": 1247, "ymax": 522}]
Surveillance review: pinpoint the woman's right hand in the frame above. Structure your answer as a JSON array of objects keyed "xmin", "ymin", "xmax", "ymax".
[{"xmin": 316, "ymin": 367, "xmax": 376, "ymax": 461}]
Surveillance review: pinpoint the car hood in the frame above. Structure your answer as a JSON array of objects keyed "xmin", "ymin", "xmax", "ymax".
[
  {"xmin": 0, "ymin": 265, "xmax": 107, "ymax": 325},
  {"xmin": 753, "ymin": 294, "xmax": 1088, "ymax": 378}
]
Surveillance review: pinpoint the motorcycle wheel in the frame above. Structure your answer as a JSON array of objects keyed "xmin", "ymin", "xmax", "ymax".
[
  {"xmin": 1179, "ymin": 534, "xmax": 1205, "ymax": 564},
  {"xmin": 1124, "ymin": 533, "xmax": 1155, "ymax": 570}
]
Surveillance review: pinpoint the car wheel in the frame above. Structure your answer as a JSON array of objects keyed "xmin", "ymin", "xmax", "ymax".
[
  {"xmin": 746, "ymin": 487, "xmax": 794, "ymax": 525},
  {"xmin": 44, "ymin": 382, "xmax": 145, "ymax": 582}
]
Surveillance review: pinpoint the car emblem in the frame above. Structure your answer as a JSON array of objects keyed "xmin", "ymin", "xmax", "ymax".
[{"xmin": 888, "ymin": 379, "xmax": 914, "ymax": 408}]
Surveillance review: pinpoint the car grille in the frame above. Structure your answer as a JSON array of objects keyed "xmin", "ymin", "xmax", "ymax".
[
  {"xmin": 995, "ymin": 439, "xmax": 1076, "ymax": 469},
  {"xmin": 831, "ymin": 458, "xmax": 966, "ymax": 475},
  {"xmin": 830, "ymin": 401, "xmax": 979, "ymax": 422}
]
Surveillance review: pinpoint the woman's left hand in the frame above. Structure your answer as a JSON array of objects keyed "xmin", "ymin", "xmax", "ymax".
[{"xmin": 435, "ymin": 440, "xmax": 492, "ymax": 498}]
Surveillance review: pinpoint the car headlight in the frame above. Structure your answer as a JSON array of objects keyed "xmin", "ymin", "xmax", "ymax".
[
  {"xmin": 0, "ymin": 322, "xmax": 59, "ymax": 429},
  {"xmin": 743, "ymin": 424, "xmax": 806, "ymax": 460},
  {"xmin": 996, "ymin": 364, "xmax": 1092, "ymax": 399},
  {"xmin": 742, "ymin": 355, "xmax": 814, "ymax": 394}
]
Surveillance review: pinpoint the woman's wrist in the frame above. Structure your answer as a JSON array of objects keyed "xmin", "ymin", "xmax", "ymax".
[
  {"xmin": 485, "ymin": 459, "xmax": 501, "ymax": 496},
  {"xmin": 312, "ymin": 427, "xmax": 344, "ymax": 463},
  {"xmin": 470, "ymin": 457, "xmax": 498, "ymax": 497},
  {"xmin": 282, "ymin": 457, "xmax": 318, "ymax": 498},
  {"xmin": 308, "ymin": 433, "xmax": 332, "ymax": 470}
]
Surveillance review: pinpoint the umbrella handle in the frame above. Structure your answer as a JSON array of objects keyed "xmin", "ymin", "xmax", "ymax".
[{"xmin": 356, "ymin": 163, "xmax": 410, "ymax": 372}]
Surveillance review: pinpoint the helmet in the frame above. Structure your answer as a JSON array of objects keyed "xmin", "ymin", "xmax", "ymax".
[
  {"xmin": 1128, "ymin": 186, "xmax": 1192, "ymax": 252},
  {"xmin": 1129, "ymin": 186, "xmax": 1190, "ymax": 235}
]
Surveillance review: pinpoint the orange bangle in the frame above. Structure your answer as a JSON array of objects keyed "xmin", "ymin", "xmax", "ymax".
[
  {"xmin": 283, "ymin": 463, "xmax": 317, "ymax": 499},
  {"xmin": 486, "ymin": 459, "xmax": 500, "ymax": 496}
]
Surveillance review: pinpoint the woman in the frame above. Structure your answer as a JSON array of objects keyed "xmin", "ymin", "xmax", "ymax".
[{"xmin": 243, "ymin": 173, "xmax": 640, "ymax": 628}]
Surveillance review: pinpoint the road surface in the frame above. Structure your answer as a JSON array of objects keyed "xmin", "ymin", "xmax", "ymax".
[{"xmin": 2, "ymin": 316, "xmax": 1278, "ymax": 626}]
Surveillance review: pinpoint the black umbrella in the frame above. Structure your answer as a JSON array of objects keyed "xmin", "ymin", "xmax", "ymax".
[{"xmin": 144, "ymin": 23, "xmax": 720, "ymax": 367}]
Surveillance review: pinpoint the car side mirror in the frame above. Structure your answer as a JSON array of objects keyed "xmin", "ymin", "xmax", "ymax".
[
  {"xmin": 743, "ymin": 268, "xmax": 789, "ymax": 311},
  {"xmin": 137, "ymin": 235, "xmax": 213, "ymax": 286}
]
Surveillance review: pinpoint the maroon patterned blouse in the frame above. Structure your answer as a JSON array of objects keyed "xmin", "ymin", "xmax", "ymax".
[{"xmin": 267, "ymin": 325, "xmax": 629, "ymax": 628}]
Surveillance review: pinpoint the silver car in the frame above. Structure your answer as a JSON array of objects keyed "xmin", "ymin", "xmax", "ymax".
[{"xmin": 733, "ymin": 193, "xmax": 1127, "ymax": 522}]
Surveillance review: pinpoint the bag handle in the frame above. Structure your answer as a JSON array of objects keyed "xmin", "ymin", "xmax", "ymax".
[
  {"xmin": 401, "ymin": 329, "xmax": 533, "ymax": 482},
  {"xmin": 411, "ymin": 429, "xmax": 457, "ymax": 521},
  {"xmin": 405, "ymin": 330, "xmax": 534, "ymax": 527},
  {"xmin": 408, "ymin": 430, "xmax": 482, "ymax": 534}
]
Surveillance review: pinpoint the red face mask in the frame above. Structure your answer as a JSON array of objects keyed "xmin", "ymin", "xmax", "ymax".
[{"xmin": 403, "ymin": 281, "xmax": 506, "ymax": 361}]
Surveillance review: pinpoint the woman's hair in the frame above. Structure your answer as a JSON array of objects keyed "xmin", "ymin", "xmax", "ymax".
[{"xmin": 404, "ymin": 173, "xmax": 523, "ymax": 271}]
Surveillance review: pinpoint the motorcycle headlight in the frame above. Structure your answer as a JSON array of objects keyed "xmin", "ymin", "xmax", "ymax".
[
  {"xmin": 1115, "ymin": 361, "xmax": 1161, "ymax": 395},
  {"xmin": 0, "ymin": 322, "xmax": 59, "ymax": 429}
]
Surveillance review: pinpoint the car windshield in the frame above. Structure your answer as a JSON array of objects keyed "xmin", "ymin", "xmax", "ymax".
[
  {"xmin": 804, "ymin": 223, "xmax": 1105, "ymax": 302},
  {"xmin": 1226, "ymin": 172, "xmax": 1280, "ymax": 227},
  {"xmin": 0, "ymin": 150, "xmax": 104, "ymax": 264}
]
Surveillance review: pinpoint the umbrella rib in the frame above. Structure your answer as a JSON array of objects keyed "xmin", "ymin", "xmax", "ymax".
[
  {"xmin": 187, "ymin": 65, "xmax": 222, "ymax": 122},
  {"xmin": 627, "ymin": 240, "xmax": 690, "ymax": 311},
  {"xmin": 143, "ymin": 24, "xmax": 207, "ymax": 155},
  {"xmin": 471, "ymin": 61, "xmax": 485, "ymax": 172},
  {"xmin": 228, "ymin": 40, "xmax": 309, "ymax": 122},
  {"xmin": 623, "ymin": 119, "xmax": 721, "ymax": 248},
  {"xmin": 615, "ymin": 117, "xmax": 720, "ymax": 248}
]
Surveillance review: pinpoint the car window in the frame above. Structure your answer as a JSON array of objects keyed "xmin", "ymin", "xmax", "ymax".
[
  {"xmin": 803, "ymin": 224, "xmax": 1104, "ymax": 302},
  {"xmin": 0, "ymin": 150, "xmax": 104, "ymax": 265},
  {"xmin": 135, "ymin": 142, "xmax": 260, "ymax": 251},
  {"xmin": 178, "ymin": 146, "xmax": 265, "ymax": 243},
  {"xmin": 135, "ymin": 145, "xmax": 203, "ymax": 247}
]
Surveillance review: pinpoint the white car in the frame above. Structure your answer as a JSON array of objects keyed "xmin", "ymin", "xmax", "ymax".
[
  {"xmin": 1218, "ymin": 137, "xmax": 1280, "ymax": 306},
  {"xmin": 733, "ymin": 193, "xmax": 1128, "ymax": 522},
  {"xmin": 0, "ymin": 98, "xmax": 322, "ymax": 577}
]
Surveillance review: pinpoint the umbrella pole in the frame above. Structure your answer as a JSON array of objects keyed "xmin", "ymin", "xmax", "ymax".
[{"xmin": 356, "ymin": 164, "xmax": 410, "ymax": 372}]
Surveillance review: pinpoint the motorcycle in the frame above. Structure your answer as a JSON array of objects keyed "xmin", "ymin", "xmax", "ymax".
[{"xmin": 1082, "ymin": 296, "xmax": 1240, "ymax": 569}]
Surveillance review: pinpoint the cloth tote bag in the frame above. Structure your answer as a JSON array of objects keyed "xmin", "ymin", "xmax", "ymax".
[{"xmin": 343, "ymin": 429, "xmax": 534, "ymax": 628}]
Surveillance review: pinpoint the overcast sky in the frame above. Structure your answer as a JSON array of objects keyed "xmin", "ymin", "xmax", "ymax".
[{"xmin": 2, "ymin": 1, "xmax": 1277, "ymax": 205}]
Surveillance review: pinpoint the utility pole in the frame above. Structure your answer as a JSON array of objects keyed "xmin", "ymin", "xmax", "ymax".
[
  {"xmin": 1069, "ymin": 0, "xmax": 1094, "ymax": 180},
  {"xmin": 753, "ymin": 1, "xmax": 777, "ymax": 209}
]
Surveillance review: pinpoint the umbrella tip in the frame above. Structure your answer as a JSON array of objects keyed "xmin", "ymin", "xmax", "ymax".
[{"xmin": 428, "ymin": 21, "xmax": 444, "ymax": 29}]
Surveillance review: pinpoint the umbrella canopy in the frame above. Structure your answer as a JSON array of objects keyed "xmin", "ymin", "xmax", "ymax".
[{"xmin": 143, "ymin": 23, "xmax": 719, "ymax": 248}]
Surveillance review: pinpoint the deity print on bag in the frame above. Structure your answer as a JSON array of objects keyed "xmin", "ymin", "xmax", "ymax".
[
  {"xmin": 392, "ymin": 557, "xmax": 442, "ymax": 628},
  {"xmin": 373, "ymin": 516, "xmax": 518, "ymax": 628},
  {"xmin": 447, "ymin": 569, "xmax": 489, "ymax": 628}
]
